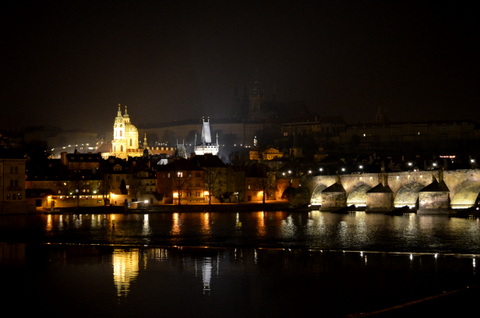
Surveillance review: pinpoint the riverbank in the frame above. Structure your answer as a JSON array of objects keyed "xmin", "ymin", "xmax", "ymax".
[{"xmin": 40, "ymin": 201, "xmax": 299, "ymax": 214}]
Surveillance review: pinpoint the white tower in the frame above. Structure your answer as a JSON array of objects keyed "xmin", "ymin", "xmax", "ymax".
[{"xmin": 194, "ymin": 117, "xmax": 219, "ymax": 156}]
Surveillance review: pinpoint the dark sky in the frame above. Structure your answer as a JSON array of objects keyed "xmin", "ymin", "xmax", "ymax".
[{"xmin": 1, "ymin": 0, "xmax": 479, "ymax": 134}]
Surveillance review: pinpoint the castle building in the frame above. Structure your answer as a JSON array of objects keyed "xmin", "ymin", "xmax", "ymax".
[{"xmin": 101, "ymin": 105, "xmax": 175, "ymax": 160}]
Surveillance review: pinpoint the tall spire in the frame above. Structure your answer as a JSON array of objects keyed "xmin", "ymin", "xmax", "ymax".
[
  {"xmin": 123, "ymin": 105, "xmax": 130, "ymax": 123},
  {"xmin": 194, "ymin": 116, "xmax": 219, "ymax": 155},
  {"xmin": 115, "ymin": 104, "xmax": 124, "ymax": 124}
]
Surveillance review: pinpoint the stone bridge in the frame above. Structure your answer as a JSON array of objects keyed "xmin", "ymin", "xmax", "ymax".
[{"xmin": 307, "ymin": 169, "xmax": 480, "ymax": 214}]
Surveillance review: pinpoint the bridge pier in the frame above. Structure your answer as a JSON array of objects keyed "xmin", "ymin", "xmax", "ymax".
[
  {"xmin": 365, "ymin": 183, "xmax": 393, "ymax": 213},
  {"xmin": 417, "ymin": 179, "xmax": 450, "ymax": 214},
  {"xmin": 319, "ymin": 183, "xmax": 346, "ymax": 211}
]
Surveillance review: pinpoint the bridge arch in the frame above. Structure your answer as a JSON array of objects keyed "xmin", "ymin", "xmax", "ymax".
[
  {"xmin": 346, "ymin": 183, "xmax": 371, "ymax": 208},
  {"xmin": 394, "ymin": 182, "xmax": 424, "ymax": 209},
  {"xmin": 451, "ymin": 181, "xmax": 480, "ymax": 209},
  {"xmin": 310, "ymin": 184, "xmax": 328, "ymax": 206}
]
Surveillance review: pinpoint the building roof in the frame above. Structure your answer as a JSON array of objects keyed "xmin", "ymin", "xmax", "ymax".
[
  {"xmin": 157, "ymin": 157, "xmax": 204, "ymax": 172},
  {"xmin": 191, "ymin": 154, "xmax": 226, "ymax": 168}
]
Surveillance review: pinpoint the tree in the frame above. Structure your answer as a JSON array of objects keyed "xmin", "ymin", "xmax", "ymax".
[
  {"xmin": 204, "ymin": 168, "xmax": 224, "ymax": 204},
  {"xmin": 171, "ymin": 171, "xmax": 191, "ymax": 205}
]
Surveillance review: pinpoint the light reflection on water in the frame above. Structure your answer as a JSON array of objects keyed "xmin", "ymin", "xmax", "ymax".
[
  {"xmin": 2, "ymin": 210, "xmax": 480, "ymax": 317},
  {"xmin": 2, "ymin": 211, "xmax": 480, "ymax": 253},
  {"xmin": 113, "ymin": 248, "xmax": 140, "ymax": 298},
  {"xmin": 1, "ymin": 242, "xmax": 478, "ymax": 318}
]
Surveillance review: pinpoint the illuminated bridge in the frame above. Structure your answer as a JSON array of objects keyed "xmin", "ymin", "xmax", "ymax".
[{"xmin": 307, "ymin": 169, "xmax": 480, "ymax": 214}]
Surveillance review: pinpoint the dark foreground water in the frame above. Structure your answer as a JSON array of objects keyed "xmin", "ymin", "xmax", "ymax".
[{"xmin": 1, "ymin": 210, "xmax": 480, "ymax": 317}]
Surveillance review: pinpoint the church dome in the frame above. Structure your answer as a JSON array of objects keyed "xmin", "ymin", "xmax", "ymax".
[{"xmin": 125, "ymin": 123, "xmax": 138, "ymax": 133}]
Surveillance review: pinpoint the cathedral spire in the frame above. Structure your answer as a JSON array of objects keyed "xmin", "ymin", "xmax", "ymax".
[{"xmin": 117, "ymin": 104, "xmax": 122, "ymax": 117}]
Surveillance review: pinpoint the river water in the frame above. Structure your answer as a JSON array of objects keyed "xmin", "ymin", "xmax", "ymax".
[{"xmin": 1, "ymin": 210, "xmax": 479, "ymax": 317}]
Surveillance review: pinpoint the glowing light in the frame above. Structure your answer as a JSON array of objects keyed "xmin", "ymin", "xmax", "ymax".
[{"xmin": 173, "ymin": 192, "xmax": 179, "ymax": 198}]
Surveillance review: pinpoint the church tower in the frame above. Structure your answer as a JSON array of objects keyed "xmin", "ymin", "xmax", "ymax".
[
  {"xmin": 194, "ymin": 117, "xmax": 219, "ymax": 155},
  {"xmin": 375, "ymin": 106, "xmax": 388, "ymax": 124},
  {"xmin": 123, "ymin": 105, "xmax": 139, "ymax": 151},
  {"xmin": 111, "ymin": 104, "xmax": 139, "ymax": 159},
  {"xmin": 247, "ymin": 77, "xmax": 264, "ymax": 121}
]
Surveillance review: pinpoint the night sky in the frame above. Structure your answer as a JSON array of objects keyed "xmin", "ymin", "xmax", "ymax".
[{"xmin": 2, "ymin": 0, "xmax": 479, "ymax": 134}]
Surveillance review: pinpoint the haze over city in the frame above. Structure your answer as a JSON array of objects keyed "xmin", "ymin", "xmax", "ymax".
[{"xmin": 2, "ymin": 0, "xmax": 479, "ymax": 134}]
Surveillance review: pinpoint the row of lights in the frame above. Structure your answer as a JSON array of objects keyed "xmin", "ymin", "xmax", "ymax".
[{"xmin": 284, "ymin": 158, "xmax": 477, "ymax": 177}]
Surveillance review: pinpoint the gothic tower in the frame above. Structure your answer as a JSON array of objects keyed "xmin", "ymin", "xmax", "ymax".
[{"xmin": 247, "ymin": 77, "xmax": 264, "ymax": 121}]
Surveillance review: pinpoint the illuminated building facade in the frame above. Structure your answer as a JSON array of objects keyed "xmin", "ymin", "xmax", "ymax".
[
  {"xmin": 102, "ymin": 104, "xmax": 175, "ymax": 160},
  {"xmin": 156, "ymin": 158, "xmax": 206, "ymax": 204},
  {"xmin": 111, "ymin": 104, "xmax": 139, "ymax": 159}
]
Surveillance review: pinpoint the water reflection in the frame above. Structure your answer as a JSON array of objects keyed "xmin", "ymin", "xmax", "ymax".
[
  {"xmin": 171, "ymin": 212, "xmax": 181, "ymax": 235},
  {"xmin": 112, "ymin": 248, "xmax": 140, "ymax": 298},
  {"xmin": 2, "ymin": 211, "xmax": 480, "ymax": 254},
  {"xmin": 280, "ymin": 214, "xmax": 296, "ymax": 238},
  {"xmin": 200, "ymin": 256, "xmax": 213, "ymax": 294},
  {"xmin": 255, "ymin": 211, "xmax": 266, "ymax": 237},
  {"xmin": 2, "ymin": 243, "xmax": 478, "ymax": 318},
  {"xmin": 201, "ymin": 212, "xmax": 211, "ymax": 235}
]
